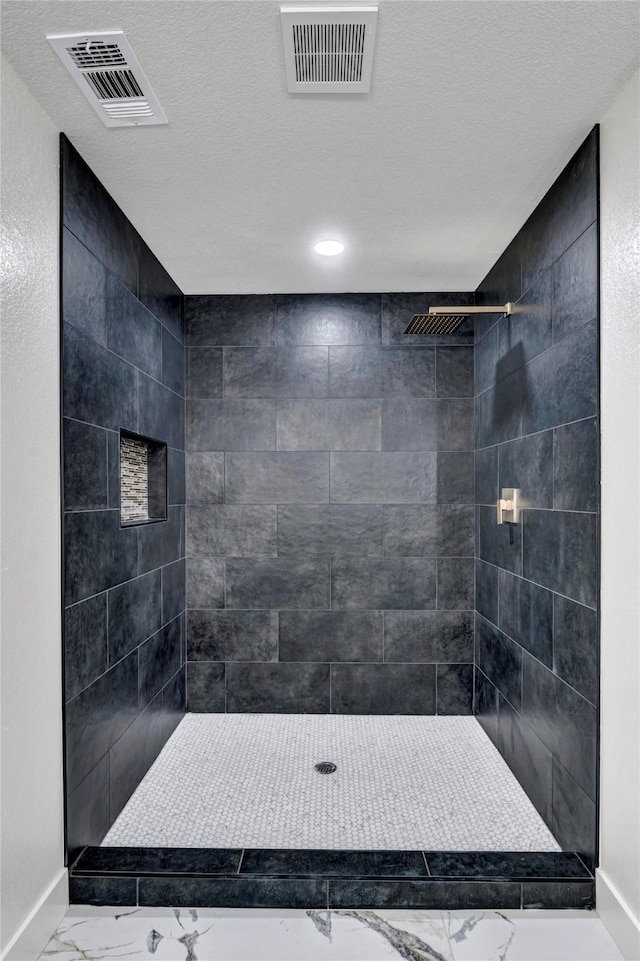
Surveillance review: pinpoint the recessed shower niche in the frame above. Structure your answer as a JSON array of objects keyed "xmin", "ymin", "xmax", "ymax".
[{"xmin": 119, "ymin": 430, "xmax": 167, "ymax": 526}]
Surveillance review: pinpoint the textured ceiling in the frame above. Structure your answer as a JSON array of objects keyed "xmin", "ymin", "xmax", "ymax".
[{"xmin": 1, "ymin": 1, "xmax": 638, "ymax": 294}]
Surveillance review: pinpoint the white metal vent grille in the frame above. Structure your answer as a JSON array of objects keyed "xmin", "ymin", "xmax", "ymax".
[
  {"xmin": 281, "ymin": 6, "xmax": 378, "ymax": 93},
  {"xmin": 47, "ymin": 31, "xmax": 168, "ymax": 127}
]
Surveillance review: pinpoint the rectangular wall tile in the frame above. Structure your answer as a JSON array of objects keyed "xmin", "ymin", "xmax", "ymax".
[
  {"xmin": 109, "ymin": 693, "xmax": 165, "ymax": 821},
  {"xmin": 497, "ymin": 571, "xmax": 553, "ymax": 667},
  {"xmin": 226, "ymin": 558, "xmax": 330, "ymax": 609},
  {"xmin": 187, "ymin": 662, "xmax": 225, "ymax": 712},
  {"xmin": 64, "ymin": 510, "xmax": 138, "ymax": 605},
  {"xmin": 279, "ymin": 611, "xmax": 383, "ymax": 662},
  {"xmin": 66, "ymin": 756, "xmax": 110, "ymax": 861},
  {"xmin": 498, "ymin": 431, "xmax": 553, "ymax": 508},
  {"xmin": 551, "ymin": 760, "xmax": 597, "ymax": 868},
  {"xmin": 139, "ymin": 877, "xmax": 327, "ymax": 908},
  {"xmin": 187, "ymin": 558, "xmax": 225, "ymax": 609},
  {"xmin": 64, "ymin": 324, "xmax": 137, "ymax": 433},
  {"xmin": 475, "ymin": 368, "xmax": 522, "ymax": 449},
  {"xmin": 186, "ymin": 452, "xmax": 224, "ymax": 504},
  {"xmin": 382, "ymin": 400, "xmax": 473, "ymax": 451},
  {"xmin": 437, "ymin": 664, "xmax": 474, "ymax": 715},
  {"xmin": 139, "ymin": 373, "xmax": 183, "ymax": 450},
  {"xmin": 187, "ymin": 399, "xmax": 275, "ymax": 451},
  {"xmin": 187, "ymin": 505, "xmax": 277, "ymax": 557},
  {"xmin": 277, "ymin": 505, "xmax": 383, "ymax": 556},
  {"xmin": 188, "ymin": 610, "xmax": 278, "ymax": 661},
  {"xmin": 162, "ymin": 559, "xmax": 186, "ymax": 625},
  {"xmin": 552, "ymin": 222, "xmax": 598, "ymax": 343},
  {"xmin": 436, "ymin": 347, "xmax": 474, "ymax": 397},
  {"xmin": 276, "ymin": 399, "xmax": 381, "ymax": 451},
  {"xmin": 162, "ymin": 328, "xmax": 185, "ymax": 395},
  {"xmin": 226, "ymin": 662, "xmax": 330, "ymax": 713},
  {"xmin": 138, "ymin": 617, "xmax": 182, "ymax": 708},
  {"xmin": 498, "ymin": 698, "xmax": 553, "ymax": 826},
  {"xmin": 62, "ymin": 227, "xmax": 107, "ymax": 346},
  {"xmin": 497, "ymin": 270, "xmax": 552, "ymax": 379},
  {"xmin": 523, "ymin": 509, "xmax": 597, "ymax": 607},
  {"xmin": 276, "ymin": 294, "xmax": 381, "ymax": 345},
  {"xmin": 225, "ymin": 452, "xmax": 329, "ymax": 503},
  {"xmin": 553, "ymin": 418, "xmax": 598, "ymax": 512},
  {"xmin": 64, "ymin": 593, "xmax": 108, "ymax": 701},
  {"xmin": 331, "ymin": 451, "xmax": 437, "ymax": 503},
  {"xmin": 64, "ymin": 419, "xmax": 108, "ymax": 510},
  {"xmin": 224, "ymin": 346, "xmax": 328, "ymax": 398},
  {"xmin": 476, "ymin": 614, "xmax": 522, "ymax": 711},
  {"xmin": 478, "ymin": 505, "xmax": 522, "ymax": 575},
  {"xmin": 187, "ymin": 347, "xmax": 223, "ymax": 399},
  {"xmin": 384, "ymin": 611, "xmax": 473, "ymax": 663},
  {"xmin": 383, "ymin": 506, "xmax": 474, "ymax": 557},
  {"xmin": 106, "ymin": 274, "xmax": 162, "ymax": 380},
  {"xmin": 437, "ymin": 452, "xmax": 474, "ymax": 504},
  {"xmin": 553, "ymin": 595, "xmax": 598, "ymax": 705},
  {"xmin": 138, "ymin": 244, "xmax": 183, "ymax": 341},
  {"xmin": 138, "ymin": 506, "xmax": 183, "ymax": 574},
  {"xmin": 331, "ymin": 663, "xmax": 436, "ymax": 714},
  {"xmin": 167, "ymin": 447, "xmax": 186, "ymax": 506},
  {"xmin": 475, "ymin": 560, "xmax": 498, "ymax": 626},
  {"xmin": 437, "ymin": 558, "xmax": 474, "ymax": 610},
  {"xmin": 108, "ymin": 570, "xmax": 162, "ymax": 665},
  {"xmin": 186, "ymin": 295, "xmax": 275, "ymax": 346},
  {"xmin": 475, "ymin": 668, "xmax": 499, "ymax": 746},
  {"xmin": 332, "ymin": 558, "xmax": 436, "ymax": 610}
]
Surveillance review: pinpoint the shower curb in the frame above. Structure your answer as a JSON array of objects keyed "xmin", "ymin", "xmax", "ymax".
[{"xmin": 69, "ymin": 848, "xmax": 594, "ymax": 910}]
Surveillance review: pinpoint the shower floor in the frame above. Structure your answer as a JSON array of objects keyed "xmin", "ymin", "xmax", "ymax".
[{"xmin": 102, "ymin": 714, "xmax": 560, "ymax": 851}]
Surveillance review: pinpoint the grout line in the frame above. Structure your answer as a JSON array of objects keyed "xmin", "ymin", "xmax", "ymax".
[
  {"xmin": 422, "ymin": 852, "xmax": 431, "ymax": 876},
  {"xmin": 237, "ymin": 850, "xmax": 245, "ymax": 874}
]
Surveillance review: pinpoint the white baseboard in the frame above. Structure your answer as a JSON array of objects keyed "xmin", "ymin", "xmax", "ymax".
[
  {"xmin": 597, "ymin": 869, "xmax": 640, "ymax": 961},
  {"xmin": 1, "ymin": 869, "xmax": 68, "ymax": 961}
]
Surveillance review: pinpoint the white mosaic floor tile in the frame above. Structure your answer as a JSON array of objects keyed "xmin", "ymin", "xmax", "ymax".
[{"xmin": 102, "ymin": 714, "xmax": 561, "ymax": 850}]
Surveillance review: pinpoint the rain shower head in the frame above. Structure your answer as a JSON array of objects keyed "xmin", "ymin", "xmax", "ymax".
[{"xmin": 404, "ymin": 303, "xmax": 513, "ymax": 335}]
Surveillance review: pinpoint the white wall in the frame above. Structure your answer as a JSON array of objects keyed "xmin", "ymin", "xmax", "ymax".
[
  {"xmin": 598, "ymin": 68, "xmax": 640, "ymax": 961},
  {"xmin": 0, "ymin": 55, "xmax": 67, "ymax": 958}
]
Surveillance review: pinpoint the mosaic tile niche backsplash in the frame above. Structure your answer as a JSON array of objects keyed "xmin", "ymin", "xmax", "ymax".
[
  {"xmin": 184, "ymin": 293, "xmax": 476, "ymax": 716},
  {"xmin": 120, "ymin": 435, "xmax": 149, "ymax": 522}
]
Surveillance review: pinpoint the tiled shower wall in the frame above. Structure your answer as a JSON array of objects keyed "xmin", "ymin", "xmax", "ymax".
[
  {"xmin": 61, "ymin": 137, "xmax": 186, "ymax": 861},
  {"xmin": 474, "ymin": 129, "xmax": 599, "ymax": 867},
  {"xmin": 184, "ymin": 293, "xmax": 477, "ymax": 714}
]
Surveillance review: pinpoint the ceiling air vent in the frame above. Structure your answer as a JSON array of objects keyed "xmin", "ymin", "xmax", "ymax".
[
  {"xmin": 46, "ymin": 31, "xmax": 168, "ymax": 127},
  {"xmin": 280, "ymin": 6, "xmax": 378, "ymax": 93}
]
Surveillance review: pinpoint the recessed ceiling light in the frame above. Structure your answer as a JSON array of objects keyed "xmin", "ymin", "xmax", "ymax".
[{"xmin": 314, "ymin": 240, "xmax": 345, "ymax": 256}]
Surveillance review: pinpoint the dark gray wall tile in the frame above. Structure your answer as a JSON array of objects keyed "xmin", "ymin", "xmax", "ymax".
[
  {"xmin": 188, "ymin": 610, "xmax": 278, "ymax": 661},
  {"xmin": 498, "ymin": 699, "xmax": 553, "ymax": 826},
  {"xmin": 437, "ymin": 558, "xmax": 474, "ymax": 610},
  {"xmin": 187, "ymin": 347, "xmax": 223, "ymax": 398},
  {"xmin": 64, "ymin": 509, "xmax": 138, "ymax": 605},
  {"xmin": 167, "ymin": 447, "xmax": 186, "ymax": 506},
  {"xmin": 331, "ymin": 558, "xmax": 436, "ymax": 610},
  {"xmin": 331, "ymin": 451, "xmax": 437, "ymax": 503},
  {"xmin": 64, "ymin": 419, "xmax": 108, "ymax": 510},
  {"xmin": 226, "ymin": 558, "xmax": 330, "ymax": 609},
  {"xmin": 110, "ymin": 693, "xmax": 165, "ymax": 821},
  {"xmin": 277, "ymin": 294, "xmax": 381, "ymax": 345},
  {"xmin": 277, "ymin": 399, "xmax": 381, "ymax": 451},
  {"xmin": 69, "ymin": 877, "xmax": 137, "ymax": 908},
  {"xmin": 186, "ymin": 452, "xmax": 224, "ymax": 504},
  {"xmin": 226, "ymin": 662, "xmax": 329, "ymax": 713},
  {"xmin": 138, "ymin": 244, "xmax": 183, "ymax": 341},
  {"xmin": 187, "ymin": 661, "xmax": 225, "ymax": 712},
  {"xmin": 523, "ymin": 509, "xmax": 597, "ymax": 607},
  {"xmin": 552, "ymin": 222, "xmax": 598, "ymax": 343},
  {"xmin": 522, "ymin": 881, "xmax": 595, "ymax": 910},
  {"xmin": 62, "ymin": 228, "xmax": 107, "ymax": 346},
  {"xmin": 225, "ymin": 452, "xmax": 329, "ymax": 503},
  {"xmin": 436, "ymin": 347, "xmax": 474, "ymax": 397},
  {"xmin": 65, "ymin": 651, "xmax": 138, "ymax": 793},
  {"xmin": 187, "ymin": 505, "xmax": 277, "ymax": 557},
  {"xmin": 139, "ymin": 877, "xmax": 327, "ymax": 909},
  {"xmin": 499, "ymin": 432, "xmax": 553, "ymax": 509},
  {"xmin": 498, "ymin": 571, "xmax": 553, "ymax": 667},
  {"xmin": 476, "ymin": 614, "xmax": 522, "ymax": 711},
  {"xmin": 475, "ymin": 560, "xmax": 498, "ymax": 626},
  {"xmin": 382, "ymin": 400, "xmax": 473, "ymax": 451},
  {"xmin": 108, "ymin": 570, "xmax": 162, "ymax": 665},
  {"xmin": 383, "ymin": 506, "xmax": 473, "ymax": 557},
  {"xmin": 553, "ymin": 418, "xmax": 598, "ymax": 512},
  {"xmin": 187, "ymin": 399, "xmax": 275, "ymax": 451},
  {"xmin": 279, "ymin": 611, "xmax": 383, "ymax": 662},
  {"xmin": 163, "ymin": 666, "xmax": 186, "ymax": 740},
  {"xmin": 476, "ymin": 236, "xmax": 522, "ymax": 321},
  {"xmin": 475, "ymin": 668, "xmax": 500, "ymax": 746},
  {"xmin": 328, "ymin": 879, "xmax": 521, "ymax": 910},
  {"xmin": 474, "ymin": 324, "xmax": 498, "ymax": 395},
  {"xmin": 497, "ymin": 270, "xmax": 552, "ymax": 379},
  {"xmin": 139, "ymin": 617, "xmax": 182, "ymax": 708},
  {"xmin": 437, "ymin": 663, "xmax": 473, "ymax": 715},
  {"xmin": 62, "ymin": 138, "xmax": 138, "ymax": 294},
  {"xmin": 331, "ymin": 663, "xmax": 436, "ymax": 714},
  {"xmin": 382, "ymin": 292, "xmax": 475, "ymax": 345},
  {"xmin": 553, "ymin": 595, "xmax": 598, "ymax": 705},
  {"xmin": 64, "ymin": 593, "xmax": 108, "ymax": 701},
  {"xmin": 163, "ymin": 559, "xmax": 186, "ymax": 625},
  {"xmin": 475, "ymin": 368, "xmax": 523, "ymax": 449},
  {"xmin": 278, "ymin": 505, "xmax": 383, "ymax": 556},
  {"xmin": 479, "ymin": 505, "xmax": 522, "ymax": 575},
  {"xmin": 107, "ymin": 430, "xmax": 120, "ymax": 509},
  {"xmin": 106, "ymin": 274, "xmax": 162, "ymax": 380},
  {"xmin": 329, "ymin": 346, "xmax": 383, "ymax": 397},
  {"xmin": 384, "ymin": 611, "xmax": 474, "ymax": 663},
  {"xmin": 138, "ymin": 506, "xmax": 183, "ymax": 574},
  {"xmin": 437, "ymin": 452, "xmax": 474, "ymax": 504},
  {"xmin": 551, "ymin": 760, "xmax": 597, "ymax": 868},
  {"xmin": 139, "ymin": 373, "xmax": 183, "ymax": 450},
  {"xmin": 66, "ymin": 756, "xmax": 110, "ymax": 861},
  {"xmin": 186, "ymin": 295, "xmax": 275, "ymax": 346},
  {"xmin": 522, "ymin": 320, "xmax": 597, "ymax": 435},
  {"xmin": 225, "ymin": 347, "xmax": 328, "ymax": 398},
  {"xmin": 162, "ymin": 328, "xmax": 185, "ymax": 395},
  {"xmin": 187, "ymin": 557, "xmax": 225, "ymax": 609},
  {"xmin": 64, "ymin": 324, "xmax": 137, "ymax": 433},
  {"xmin": 522, "ymin": 652, "xmax": 597, "ymax": 800}
]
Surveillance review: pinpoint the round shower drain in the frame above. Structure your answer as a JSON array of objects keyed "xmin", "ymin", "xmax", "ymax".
[{"xmin": 315, "ymin": 761, "xmax": 337, "ymax": 774}]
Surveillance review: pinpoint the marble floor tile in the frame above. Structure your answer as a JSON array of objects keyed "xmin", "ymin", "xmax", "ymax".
[
  {"xmin": 102, "ymin": 714, "xmax": 559, "ymax": 850},
  {"xmin": 39, "ymin": 908, "xmax": 624, "ymax": 961}
]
